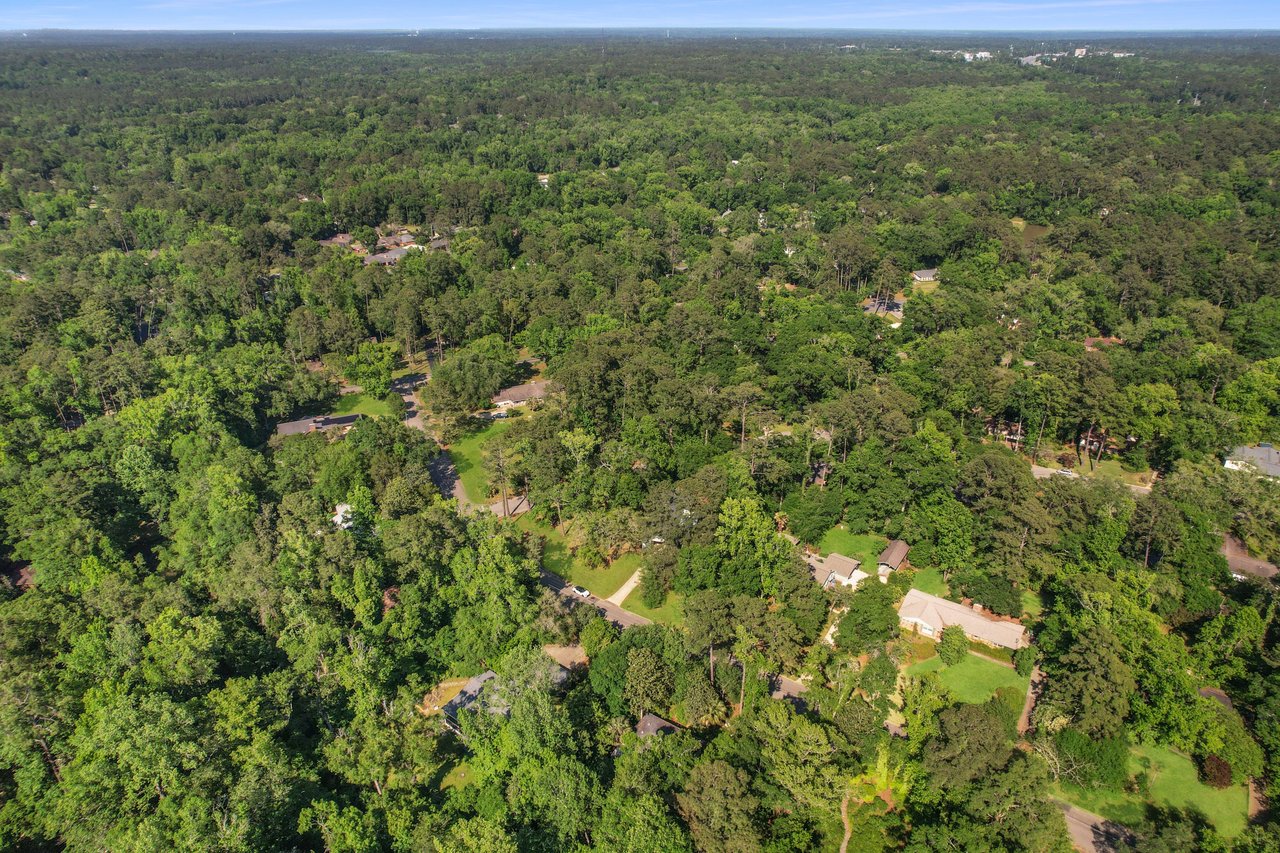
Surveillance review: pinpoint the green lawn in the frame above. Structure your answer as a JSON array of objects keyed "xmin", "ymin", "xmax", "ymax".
[
  {"xmin": 623, "ymin": 587, "xmax": 684, "ymax": 627},
  {"xmin": 439, "ymin": 761, "xmax": 475, "ymax": 791},
  {"xmin": 1055, "ymin": 744, "xmax": 1249, "ymax": 838},
  {"xmin": 514, "ymin": 514, "xmax": 641, "ymax": 600},
  {"xmin": 1083, "ymin": 457, "xmax": 1155, "ymax": 489},
  {"xmin": 817, "ymin": 526, "xmax": 887, "ymax": 570},
  {"xmin": 333, "ymin": 392, "xmax": 396, "ymax": 419},
  {"xmin": 1022, "ymin": 589, "xmax": 1045, "ymax": 621},
  {"xmin": 912, "ymin": 566, "xmax": 949, "ymax": 597},
  {"xmin": 449, "ymin": 420, "xmax": 512, "ymax": 503},
  {"xmin": 905, "ymin": 651, "xmax": 1029, "ymax": 705}
]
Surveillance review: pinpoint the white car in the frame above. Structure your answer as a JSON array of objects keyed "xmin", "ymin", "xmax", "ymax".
[{"xmin": 571, "ymin": 585, "xmax": 591, "ymax": 598}]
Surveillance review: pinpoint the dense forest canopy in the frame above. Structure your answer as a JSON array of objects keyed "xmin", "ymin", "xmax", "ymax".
[{"xmin": 1, "ymin": 30, "xmax": 1280, "ymax": 852}]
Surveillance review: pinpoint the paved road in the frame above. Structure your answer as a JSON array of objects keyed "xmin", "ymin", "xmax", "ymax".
[
  {"xmin": 1055, "ymin": 799, "xmax": 1134, "ymax": 853},
  {"xmin": 427, "ymin": 451, "xmax": 475, "ymax": 511},
  {"xmin": 541, "ymin": 571, "xmax": 651, "ymax": 629},
  {"xmin": 1031, "ymin": 464, "xmax": 1152, "ymax": 495}
]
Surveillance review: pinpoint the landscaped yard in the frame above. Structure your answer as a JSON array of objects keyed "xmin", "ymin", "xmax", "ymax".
[
  {"xmin": 449, "ymin": 419, "xmax": 512, "ymax": 503},
  {"xmin": 905, "ymin": 651, "xmax": 1029, "ymax": 705},
  {"xmin": 623, "ymin": 587, "xmax": 684, "ymax": 627},
  {"xmin": 1054, "ymin": 744, "xmax": 1249, "ymax": 838},
  {"xmin": 333, "ymin": 392, "xmax": 396, "ymax": 419},
  {"xmin": 817, "ymin": 526, "xmax": 887, "ymax": 570}
]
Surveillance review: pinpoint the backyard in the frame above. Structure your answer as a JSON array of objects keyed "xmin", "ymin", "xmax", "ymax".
[
  {"xmin": 905, "ymin": 650, "xmax": 1029, "ymax": 706},
  {"xmin": 1054, "ymin": 743, "xmax": 1249, "ymax": 838},
  {"xmin": 623, "ymin": 587, "xmax": 684, "ymax": 627},
  {"xmin": 514, "ymin": 513, "xmax": 642, "ymax": 600},
  {"xmin": 333, "ymin": 392, "xmax": 397, "ymax": 419},
  {"xmin": 817, "ymin": 526, "xmax": 887, "ymax": 571}
]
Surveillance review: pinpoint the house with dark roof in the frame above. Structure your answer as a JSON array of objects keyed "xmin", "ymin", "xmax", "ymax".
[
  {"xmin": 878, "ymin": 540, "xmax": 910, "ymax": 575},
  {"xmin": 376, "ymin": 232, "xmax": 417, "ymax": 249},
  {"xmin": 1224, "ymin": 444, "xmax": 1280, "ymax": 479},
  {"xmin": 364, "ymin": 247, "xmax": 416, "ymax": 266},
  {"xmin": 274, "ymin": 413, "xmax": 362, "ymax": 438},
  {"xmin": 635, "ymin": 713, "xmax": 681, "ymax": 738}
]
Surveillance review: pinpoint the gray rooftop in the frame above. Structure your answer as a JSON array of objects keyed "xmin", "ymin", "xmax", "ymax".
[{"xmin": 1226, "ymin": 445, "xmax": 1280, "ymax": 479}]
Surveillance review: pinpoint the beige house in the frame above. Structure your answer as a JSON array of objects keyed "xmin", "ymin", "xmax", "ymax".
[
  {"xmin": 811, "ymin": 552, "xmax": 871, "ymax": 590},
  {"xmin": 492, "ymin": 381, "xmax": 549, "ymax": 409},
  {"xmin": 897, "ymin": 589, "xmax": 1028, "ymax": 650}
]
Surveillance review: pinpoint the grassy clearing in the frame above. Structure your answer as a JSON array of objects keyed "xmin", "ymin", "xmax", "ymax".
[
  {"xmin": 514, "ymin": 514, "xmax": 641, "ymax": 599},
  {"xmin": 817, "ymin": 526, "xmax": 887, "ymax": 570},
  {"xmin": 1022, "ymin": 589, "xmax": 1045, "ymax": 621},
  {"xmin": 439, "ymin": 761, "xmax": 475, "ymax": 790},
  {"xmin": 912, "ymin": 566, "xmax": 949, "ymax": 597},
  {"xmin": 905, "ymin": 651, "xmax": 1028, "ymax": 705},
  {"xmin": 1055, "ymin": 744, "xmax": 1248, "ymax": 838},
  {"xmin": 1087, "ymin": 458, "xmax": 1155, "ymax": 489},
  {"xmin": 623, "ymin": 587, "xmax": 684, "ymax": 627},
  {"xmin": 333, "ymin": 392, "xmax": 396, "ymax": 419},
  {"xmin": 449, "ymin": 420, "xmax": 512, "ymax": 503}
]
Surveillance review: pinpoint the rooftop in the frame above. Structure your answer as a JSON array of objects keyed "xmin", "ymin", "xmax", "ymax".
[
  {"xmin": 1225, "ymin": 444, "xmax": 1280, "ymax": 479},
  {"xmin": 492, "ymin": 381, "xmax": 549, "ymax": 406},
  {"xmin": 879, "ymin": 540, "xmax": 910, "ymax": 570},
  {"xmin": 635, "ymin": 713, "xmax": 680, "ymax": 738},
  {"xmin": 898, "ymin": 588, "xmax": 1028, "ymax": 649}
]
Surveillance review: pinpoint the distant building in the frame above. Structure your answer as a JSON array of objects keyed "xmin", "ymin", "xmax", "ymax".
[
  {"xmin": 332, "ymin": 503, "xmax": 353, "ymax": 530},
  {"xmin": 911, "ymin": 268, "xmax": 938, "ymax": 282},
  {"xmin": 364, "ymin": 246, "xmax": 422, "ymax": 266},
  {"xmin": 1083, "ymin": 336, "xmax": 1124, "ymax": 352},
  {"xmin": 492, "ymin": 381, "xmax": 549, "ymax": 409},
  {"xmin": 1074, "ymin": 47, "xmax": 1088, "ymax": 57},
  {"xmin": 897, "ymin": 589, "xmax": 1029, "ymax": 650},
  {"xmin": 429, "ymin": 236, "xmax": 451, "ymax": 251},
  {"xmin": 318, "ymin": 233, "xmax": 356, "ymax": 248},
  {"xmin": 1224, "ymin": 444, "xmax": 1280, "ymax": 479},
  {"xmin": 376, "ymin": 231, "xmax": 417, "ymax": 249}
]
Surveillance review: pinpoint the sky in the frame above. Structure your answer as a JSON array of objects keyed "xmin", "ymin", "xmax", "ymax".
[{"xmin": 4, "ymin": 0, "xmax": 1278, "ymax": 32}]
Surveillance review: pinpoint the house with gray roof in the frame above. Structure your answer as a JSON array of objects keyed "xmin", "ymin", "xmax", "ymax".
[{"xmin": 1225, "ymin": 444, "xmax": 1280, "ymax": 479}]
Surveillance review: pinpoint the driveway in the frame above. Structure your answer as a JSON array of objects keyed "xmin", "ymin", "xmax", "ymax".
[
  {"xmin": 1031, "ymin": 464, "xmax": 1151, "ymax": 496},
  {"xmin": 1055, "ymin": 800, "xmax": 1134, "ymax": 853},
  {"xmin": 540, "ymin": 571, "xmax": 651, "ymax": 630},
  {"xmin": 427, "ymin": 451, "xmax": 474, "ymax": 511}
]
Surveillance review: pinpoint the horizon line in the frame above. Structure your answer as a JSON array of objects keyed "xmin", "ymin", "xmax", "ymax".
[{"xmin": 5, "ymin": 26, "xmax": 1280, "ymax": 34}]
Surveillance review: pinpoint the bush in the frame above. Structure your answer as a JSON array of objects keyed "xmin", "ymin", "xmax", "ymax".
[
  {"xmin": 1201, "ymin": 754, "xmax": 1233, "ymax": 789},
  {"xmin": 938, "ymin": 625, "xmax": 968, "ymax": 665},
  {"xmin": 1014, "ymin": 646, "xmax": 1036, "ymax": 677}
]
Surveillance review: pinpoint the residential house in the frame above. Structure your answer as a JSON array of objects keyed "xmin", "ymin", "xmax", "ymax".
[
  {"xmin": 635, "ymin": 713, "xmax": 681, "ymax": 738},
  {"xmin": 897, "ymin": 589, "xmax": 1029, "ymax": 650},
  {"xmin": 275, "ymin": 413, "xmax": 362, "ymax": 438},
  {"xmin": 878, "ymin": 540, "xmax": 910, "ymax": 578},
  {"xmin": 363, "ymin": 247, "xmax": 420, "ymax": 266},
  {"xmin": 911, "ymin": 268, "xmax": 938, "ymax": 283},
  {"xmin": 376, "ymin": 231, "xmax": 417, "ymax": 249},
  {"xmin": 429, "ymin": 236, "xmax": 451, "ymax": 251},
  {"xmin": 318, "ymin": 233, "xmax": 356, "ymax": 248},
  {"xmin": 1224, "ymin": 444, "xmax": 1280, "ymax": 479},
  {"xmin": 492, "ymin": 381, "xmax": 548, "ymax": 409},
  {"xmin": 810, "ymin": 552, "xmax": 871, "ymax": 590}
]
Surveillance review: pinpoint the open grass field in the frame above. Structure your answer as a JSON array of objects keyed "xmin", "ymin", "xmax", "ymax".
[
  {"xmin": 449, "ymin": 419, "xmax": 512, "ymax": 503},
  {"xmin": 332, "ymin": 392, "xmax": 396, "ymax": 419},
  {"xmin": 1055, "ymin": 744, "xmax": 1249, "ymax": 838},
  {"xmin": 817, "ymin": 526, "xmax": 887, "ymax": 570},
  {"xmin": 622, "ymin": 587, "xmax": 684, "ymax": 626},
  {"xmin": 906, "ymin": 651, "xmax": 1028, "ymax": 705}
]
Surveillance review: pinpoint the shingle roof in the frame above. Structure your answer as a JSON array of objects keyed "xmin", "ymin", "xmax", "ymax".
[
  {"xmin": 492, "ymin": 381, "xmax": 548, "ymax": 406},
  {"xmin": 878, "ymin": 540, "xmax": 910, "ymax": 570},
  {"xmin": 897, "ymin": 589, "xmax": 1028, "ymax": 649},
  {"xmin": 635, "ymin": 713, "xmax": 680, "ymax": 737}
]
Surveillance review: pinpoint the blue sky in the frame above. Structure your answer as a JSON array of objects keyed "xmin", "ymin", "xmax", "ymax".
[{"xmin": 5, "ymin": 0, "xmax": 1278, "ymax": 32}]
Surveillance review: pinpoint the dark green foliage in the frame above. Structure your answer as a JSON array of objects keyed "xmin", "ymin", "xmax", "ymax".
[
  {"xmin": 1052, "ymin": 728, "xmax": 1130, "ymax": 789},
  {"xmin": 781, "ymin": 487, "xmax": 842, "ymax": 546},
  {"xmin": 836, "ymin": 582, "xmax": 899, "ymax": 654},
  {"xmin": 937, "ymin": 625, "xmax": 968, "ymax": 666}
]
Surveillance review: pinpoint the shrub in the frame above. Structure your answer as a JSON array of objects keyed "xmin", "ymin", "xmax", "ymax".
[
  {"xmin": 938, "ymin": 625, "xmax": 968, "ymax": 666},
  {"xmin": 1201, "ymin": 755, "xmax": 1233, "ymax": 789},
  {"xmin": 958, "ymin": 573, "xmax": 1022, "ymax": 616},
  {"xmin": 1014, "ymin": 645, "xmax": 1036, "ymax": 677}
]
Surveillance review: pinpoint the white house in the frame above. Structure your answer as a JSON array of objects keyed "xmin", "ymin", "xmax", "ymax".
[{"xmin": 897, "ymin": 589, "xmax": 1028, "ymax": 650}]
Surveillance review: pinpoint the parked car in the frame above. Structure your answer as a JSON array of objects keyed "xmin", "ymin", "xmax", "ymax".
[{"xmin": 571, "ymin": 585, "xmax": 591, "ymax": 598}]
